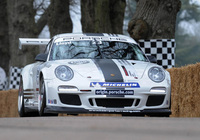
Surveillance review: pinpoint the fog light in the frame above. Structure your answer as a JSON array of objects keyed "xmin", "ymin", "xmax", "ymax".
[
  {"xmin": 58, "ymin": 86, "xmax": 78, "ymax": 92},
  {"xmin": 150, "ymin": 87, "xmax": 166, "ymax": 93}
]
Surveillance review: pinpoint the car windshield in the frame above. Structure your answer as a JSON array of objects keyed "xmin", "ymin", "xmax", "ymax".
[{"xmin": 49, "ymin": 40, "xmax": 147, "ymax": 61}]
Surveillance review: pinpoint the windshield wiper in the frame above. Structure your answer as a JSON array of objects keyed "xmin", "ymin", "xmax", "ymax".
[{"xmin": 71, "ymin": 52, "xmax": 85, "ymax": 58}]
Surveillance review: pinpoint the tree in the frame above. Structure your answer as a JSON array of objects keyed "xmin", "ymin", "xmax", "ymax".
[
  {"xmin": 0, "ymin": 0, "xmax": 73, "ymax": 73},
  {"xmin": 81, "ymin": 0, "xmax": 126, "ymax": 34},
  {"xmin": 176, "ymin": 0, "xmax": 200, "ymax": 36},
  {"xmin": 178, "ymin": 0, "xmax": 200, "ymax": 22},
  {"xmin": 7, "ymin": 0, "xmax": 48, "ymax": 68},
  {"xmin": 128, "ymin": 0, "xmax": 181, "ymax": 41},
  {"xmin": 0, "ymin": 0, "xmax": 9, "ymax": 74},
  {"xmin": 175, "ymin": 0, "xmax": 200, "ymax": 66},
  {"xmin": 48, "ymin": 0, "xmax": 72, "ymax": 37},
  {"xmin": 123, "ymin": 0, "xmax": 137, "ymax": 35}
]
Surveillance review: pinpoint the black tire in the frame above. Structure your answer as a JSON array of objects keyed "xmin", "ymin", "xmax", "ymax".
[
  {"xmin": 39, "ymin": 77, "xmax": 58, "ymax": 116},
  {"xmin": 18, "ymin": 77, "xmax": 26, "ymax": 117},
  {"xmin": 148, "ymin": 113, "xmax": 170, "ymax": 117},
  {"xmin": 18, "ymin": 77, "xmax": 39, "ymax": 117},
  {"xmin": 39, "ymin": 77, "xmax": 46, "ymax": 116}
]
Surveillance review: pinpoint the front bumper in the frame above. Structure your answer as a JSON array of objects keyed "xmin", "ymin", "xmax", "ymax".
[
  {"xmin": 44, "ymin": 76, "xmax": 171, "ymax": 116},
  {"xmin": 44, "ymin": 106, "xmax": 171, "ymax": 116}
]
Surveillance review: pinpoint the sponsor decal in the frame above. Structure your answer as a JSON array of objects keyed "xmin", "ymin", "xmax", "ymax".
[
  {"xmin": 116, "ymin": 60, "xmax": 138, "ymax": 78},
  {"xmin": 95, "ymin": 90, "xmax": 134, "ymax": 95},
  {"xmin": 90, "ymin": 82, "xmax": 140, "ymax": 88},
  {"xmin": 56, "ymin": 41, "xmax": 72, "ymax": 45},
  {"xmin": 68, "ymin": 60, "xmax": 90, "ymax": 65},
  {"xmin": 88, "ymin": 109, "xmax": 140, "ymax": 113},
  {"xmin": 48, "ymin": 99, "xmax": 57, "ymax": 104}
]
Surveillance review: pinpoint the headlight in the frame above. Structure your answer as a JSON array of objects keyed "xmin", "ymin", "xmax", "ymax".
[
  {"xmin": 55, "ymin": 65, "xmax": 74, "ymax": 81},
  {"xmin": 148, "ymin": 67, "xmax": 165, "ymax": 82}
]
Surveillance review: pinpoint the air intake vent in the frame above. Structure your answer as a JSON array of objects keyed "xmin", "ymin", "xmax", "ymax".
[
  {"xmin": 59, "ymin": 94, "xmax": 81, "ymax": 105},
  {"xmin": 146, "ymin": 95, "xmax": 165, "ymax": 106},
  {"xmin": 95, "ymin": 99, "xmax": 134, "ymax": 108}
]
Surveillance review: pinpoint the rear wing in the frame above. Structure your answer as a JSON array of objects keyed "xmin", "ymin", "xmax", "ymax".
[{"xmin": 19, "ymin": 38, "xmax": 50, "ymax": 49}]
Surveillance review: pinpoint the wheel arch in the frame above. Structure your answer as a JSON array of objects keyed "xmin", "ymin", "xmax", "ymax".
[{"xmin": 20, "ymin": 64, "xmax": 34, "ymax": 90}]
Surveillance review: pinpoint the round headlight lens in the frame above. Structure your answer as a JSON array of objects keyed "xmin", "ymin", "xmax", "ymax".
[
  {"xmin": 148, "ymin": 67, "xmax": 165, "ymax": 82},
  {"xmin": 55, "ymin": 65, "xmax": 74, "ymax": 81}
]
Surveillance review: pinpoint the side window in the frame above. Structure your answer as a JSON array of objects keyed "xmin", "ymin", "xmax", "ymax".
[{"xmin": 44, "ymin": 39, "xmax": 53, "ymax": 54}]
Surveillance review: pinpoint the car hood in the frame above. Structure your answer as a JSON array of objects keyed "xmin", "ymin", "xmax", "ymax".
[{"xmin": 49, "ymin": 59, "xmax": 150, "ymax": 81}]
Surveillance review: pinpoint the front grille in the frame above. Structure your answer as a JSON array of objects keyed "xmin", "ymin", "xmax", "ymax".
[
  {"xmin": 59, "ymin": 94, "xmax": 81, "ymax": 106},
  {"xmin": 95, "ymin": 99, "xmax": 134, "ymax": 108},
  {"xmin": 146, "ymin": 95, "xmax": 165, "ymax": 106}
]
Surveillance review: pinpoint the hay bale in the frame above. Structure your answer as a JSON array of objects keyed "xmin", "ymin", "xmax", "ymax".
[
  {"xmin": 0, "ymin": 90, "xmax": 19, "ymax": 117},
  {"xmin": 168, "ymin": 63, "xmax": 200, "ymax": 117},
  {"xmin": 1, "ymin": 63, "xmax": 200, "ymax": 118}
]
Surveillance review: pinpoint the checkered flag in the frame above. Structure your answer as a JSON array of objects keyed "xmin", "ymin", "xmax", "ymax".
[
  {"xmin": 0, "ymin": 79, "xmax": 7, "ymax": 90},
  {"xmin": 139, "ymin": 39, "xmax": 175, "ymax": 69},
  {"xmin": 9, "ymin": 67, "xmax": 23, "ymax": 89}
]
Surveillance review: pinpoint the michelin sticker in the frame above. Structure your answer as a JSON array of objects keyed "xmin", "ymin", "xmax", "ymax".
[{"xmin": 90, "ymin": 82, "xmax": 140, "ymax": 88}]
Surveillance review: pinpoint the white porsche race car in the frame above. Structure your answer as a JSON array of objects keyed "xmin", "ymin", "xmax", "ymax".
[{"xmin": 18, "ymin": 33, "xmax": 171, "ymax": 117}]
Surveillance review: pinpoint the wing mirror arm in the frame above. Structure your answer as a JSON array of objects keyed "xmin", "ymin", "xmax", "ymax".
[
  {"xmin": 35, "ymin": 54, "xmax": 48, "ymax": 62},
  {"xmin": 147, "ymin": 55, "xmax": 157, "ymax": 63}
]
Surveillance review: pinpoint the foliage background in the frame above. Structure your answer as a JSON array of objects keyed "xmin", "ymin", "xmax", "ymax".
[
  {"xmin": 123, "ymin": 0, "xmax": 200, "ymax": 67},
  {"xmin": 42, "ymin": 0, "xmax": 200, "ymax": 67},
  {"xmin": 1, "ymin": 0, "xmax": 200, "ymax": 74}
]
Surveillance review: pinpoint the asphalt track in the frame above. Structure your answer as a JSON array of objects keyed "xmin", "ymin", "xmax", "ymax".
[{"xmin": 0, "ymin": 116, "xmax": 199, "ymax": 140}]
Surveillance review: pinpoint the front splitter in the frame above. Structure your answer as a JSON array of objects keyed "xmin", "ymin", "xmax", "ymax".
[{"xmin": 45, "ymin": 106, "xmax": 171, "ymax": 116}]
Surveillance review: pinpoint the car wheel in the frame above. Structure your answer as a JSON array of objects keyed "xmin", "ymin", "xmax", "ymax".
[
  {"xmin": 39, "ymin": 77, "xmax": 58, "ymax": 116},
  {"xmin": 39, "ymin": 77, "xmax": 46, "ymax": 116},
  {"xmin": 18, "ymin": 77, "xmax": 26, "ymax": 117},
  {"xmin": 18, "ymin": 77, "xmax": 39, "ymax": 117}
]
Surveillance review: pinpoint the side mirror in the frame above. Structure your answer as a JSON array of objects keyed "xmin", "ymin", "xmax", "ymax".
[
  {"xmin": 35, "ymin": 54, "xmax": 48, "ymax": 62},
  {"xmin": 147, "ymin": 55, "xmax": 157, "ymax": 63}
]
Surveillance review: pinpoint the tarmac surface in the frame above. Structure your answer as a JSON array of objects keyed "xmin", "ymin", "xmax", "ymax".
[{"xmin": 0, "ymin": 116, "xmax": 200, "ymax": 140}]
